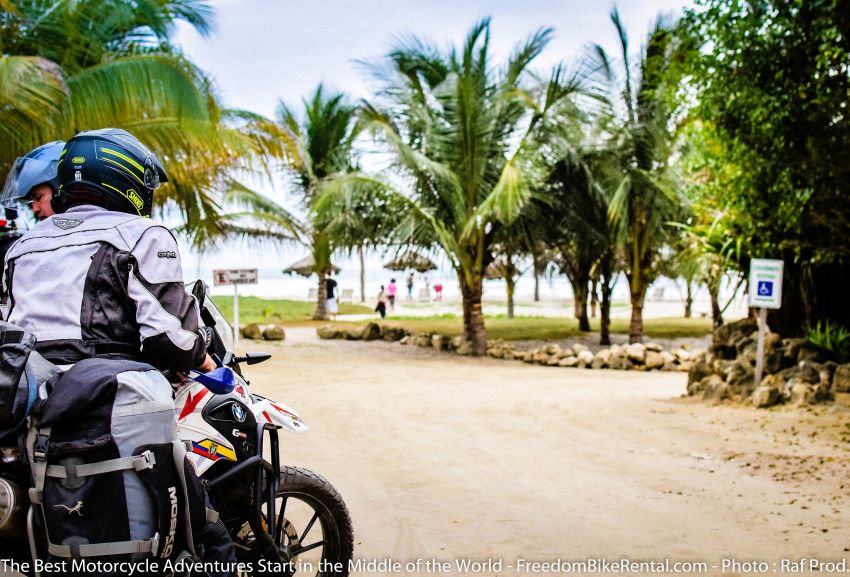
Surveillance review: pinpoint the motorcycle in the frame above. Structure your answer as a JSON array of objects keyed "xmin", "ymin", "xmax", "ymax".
[{"xmin": 0, "ymin": 280, "xmax": 354, "ymax": 576}]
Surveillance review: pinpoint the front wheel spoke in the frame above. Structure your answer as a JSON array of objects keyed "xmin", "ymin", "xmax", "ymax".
[
  {"xmin": 290, "ymin": 539, "xmax": 326, "ymax": 556},
  {"xmin": 276, "ymin": 496, "xmax": 289, "ymax": 541},
  {"xmin": 300, "ymin": 512, "xmax": 319, "ymax": 542}
]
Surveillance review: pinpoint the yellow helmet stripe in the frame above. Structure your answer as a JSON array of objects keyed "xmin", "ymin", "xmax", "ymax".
[
  {"xmin": 100, "ymin": 147, "xmax": 144, "ymax": 174},
  {"xmin": 100, "ymin": 182, "xmax": 143, "ymax": 216},
  {"xmin": 101, "ymin": 157, "xmax": 144, "ymax": 186}
]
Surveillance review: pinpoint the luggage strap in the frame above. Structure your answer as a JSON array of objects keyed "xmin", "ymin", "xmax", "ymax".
[
  {"xmin": 47, "ymin": 532, "xmax": 159, "ymax": 558},
  {"xmin": 206, "ymin": 508, "xmax": 219, "ymax": 523},
  {"xmin": 26, "ymin": 424, "xmax": 51, "ymax": 505},
  {"xmin": 45, "ymin": 450, "xmax": 156, "ymax": 479}
]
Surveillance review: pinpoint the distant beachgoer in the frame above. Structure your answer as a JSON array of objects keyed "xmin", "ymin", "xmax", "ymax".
[
  {"xmin": 326, "ymin": 275, "xmax": 338, "ymax": 320},
  {"xmin": 387, "ymin": 278, "xmax": 398, "ymax": 311},
  {"xmin": 375, "ymin": 285, "xmax": 389, "ymax": 319},
  {"xmin": 406, "ymin": 273, "xmax": 414, "ymax": 300},
  {"xmin": 434, "ymin": 282, "xmax": 443, "ymax": 301}
]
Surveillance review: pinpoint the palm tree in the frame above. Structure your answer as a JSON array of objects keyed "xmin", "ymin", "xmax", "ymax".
[
  {"xmin": 588, "ymin": 9, "xmax": 683, "ymax": 343},
  {"xmin": 0, "ymin": 0, "xmax": 276, "ymax": 236},
  {"xmin": 312, "ymin": 176, "xmax": 405, "ymax": 302},
  {"xmin": 276, "ymin": 84, "xmax": 363, "ymax": 320},
  {"xmin": 365, "ymin": 19, "xmax": 579, "ymax": 354}
]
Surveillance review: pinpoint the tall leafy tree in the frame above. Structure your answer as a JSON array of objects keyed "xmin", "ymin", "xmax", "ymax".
[
  {"xmin": 0, "ymin": 0, "xmax": 275, "ymax": 235},
  {"xmin": 277, "ymin": 84, "xmax": 363, "ymax": 319},
  {"xmin": 365, "ymin": 19, "xmax": 578, "ymax": 354},
  {"xmin": 588, "ymin": 9, "xmax": 683, "ymax": 343},
  {"xmin": 682, "ymin": 0, "xmax": 850, "ymax": 334}
]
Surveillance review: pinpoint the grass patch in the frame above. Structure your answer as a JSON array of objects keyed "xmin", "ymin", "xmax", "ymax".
[
  {"xmin": 210, "ymin": 296, "xmax": 372, "ymax": 324},
  {"xmin": 369, "ymin": 316, "xmax": 712, "ymax": 341}
]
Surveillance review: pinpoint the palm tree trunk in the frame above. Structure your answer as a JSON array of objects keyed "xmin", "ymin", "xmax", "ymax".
[
  {"xmin": 461, "ymin": 275, "xmax": 486, "ymax": 355},
  {"xmin": 708, "ymin": 281, "xmax": 723, "ymax": 328},
  {"xmin": 684, "ymin": 280, "xmax": 693, "ymax": 318},
  {"xmin": 590, "ymin": 277, "xmax": 598, "ymax": 318},
  {"xmin": 629, "ymin": 283, "xmax": 646, "ymax": 343},
  {"xmin": 506, "ymin": 253, "xmax": 516, "ymax": 319},
  {"xmin": 358, "ymin": 244, "xmax": 366, "ymax": 303},
  {"xmin": 506, "ymin": 275, "xmax": 516, "ymax": 319},
  {"xmin": 313, "ymin": 271, "xmax": 328, "ymax": 320},
  {"xmin": 533, "ymin": 273, "xmax": 540, "ymax": 302},
  {"xmin": 600, "ymin": 273, "xmax": 613, "ymax": 346},
  {"xmin": 566, "ymin": 273, "xmax": 591, "ymax": 332}
]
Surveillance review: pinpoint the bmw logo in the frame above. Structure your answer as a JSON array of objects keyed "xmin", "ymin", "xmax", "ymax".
[{"xmin": 231, "ymin": 403, "xmax": 246, "ymax": 423}]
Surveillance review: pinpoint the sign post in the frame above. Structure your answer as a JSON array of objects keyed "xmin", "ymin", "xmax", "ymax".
[
  {"xmin": 748, "ymin": 258, "xmax": 784, "ymax": 387},
  {"xmin": 212, "ymin": 269, "xmax": 259, "ymax": 352}
]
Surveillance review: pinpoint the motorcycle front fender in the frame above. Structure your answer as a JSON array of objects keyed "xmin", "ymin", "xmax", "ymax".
[{"xmin": 250, "ymin": 397, "xmax": 310, "ymax": 434}]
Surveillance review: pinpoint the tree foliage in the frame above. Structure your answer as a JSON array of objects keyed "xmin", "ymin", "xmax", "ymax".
[{"xmin": 682, "ymin": 0, "xmax": 850, "ymax": 332}]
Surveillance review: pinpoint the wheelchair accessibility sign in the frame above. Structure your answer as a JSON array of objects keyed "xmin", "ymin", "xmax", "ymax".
[{"xmin": 749, "ymin": 258, "xmax": 783, "ymax": 309}]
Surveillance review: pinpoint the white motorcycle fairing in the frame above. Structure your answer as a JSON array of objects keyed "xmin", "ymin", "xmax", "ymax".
[
  {"xmin": 251, "ymin": 396, "xmax": 310, "ymax": 434},
  {"xmin": 175, "ymin": 379, "xmax": 309, "ymax": 476}
]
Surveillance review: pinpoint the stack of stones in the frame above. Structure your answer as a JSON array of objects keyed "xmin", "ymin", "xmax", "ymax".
[
  {"xmin": 320, "ymin": 325, "xmax": 702, "ymax": 372},
  {"xmin": 316, "ymin": 323, "xmax": 409, "ymax": 342},
  {"xmin": 685, "ymin": 318, "xmax": 850, "ymax": 407},
  {"xmin": 482, "ymin": 341, "xmax": 697, "ymax": 371},
  {"xmin": 241, "ymin": 323, "xmax": 286, "ymax": 341}
]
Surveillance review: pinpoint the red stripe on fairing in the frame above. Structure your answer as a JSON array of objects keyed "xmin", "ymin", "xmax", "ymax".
[
  {"xmin": 270, "ymin": 402, "xmax": 294, "ymax": 417},
  {"xmin": 179, "ymin": 388, "xmax": 209, "ymax": 420},
  {"xmin": 262, "ymin": 411, "xmax": 272, "ymax": 423}
]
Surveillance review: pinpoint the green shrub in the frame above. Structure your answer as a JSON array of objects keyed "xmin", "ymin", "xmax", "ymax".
[{"xmin": 804, "ymin": 321, "xmax": 850, "ymax": 363}]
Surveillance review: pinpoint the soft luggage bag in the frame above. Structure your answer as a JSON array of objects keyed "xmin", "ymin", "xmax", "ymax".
[
  {"xmin": 26, "ymin": 358, "xmax": 197, "ymax": 573},
  {"xmin": 0, "ymin": 321, "xmax": 57, "ymax": 440}
]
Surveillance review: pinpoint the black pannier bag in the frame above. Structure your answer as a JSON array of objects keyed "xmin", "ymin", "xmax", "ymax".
[
  {"xmin": 0, "ymin": 321, "xmax": 56, "ymax": 439},
  {"xmin": 25, "ymin": 358, "xmax": 212, "ymax": 575}
]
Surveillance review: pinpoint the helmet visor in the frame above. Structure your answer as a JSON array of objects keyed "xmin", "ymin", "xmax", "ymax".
[{"xmin": 1, "ymin": 155, "xmax": 56, "ymax": 209}]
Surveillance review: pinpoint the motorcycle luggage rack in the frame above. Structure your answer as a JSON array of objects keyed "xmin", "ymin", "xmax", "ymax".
[{"xmin": 207, "ymin": 423, "xmax": 281, "ymax": 560}]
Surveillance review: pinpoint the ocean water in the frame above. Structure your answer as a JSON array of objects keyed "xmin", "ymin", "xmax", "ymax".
[{"xmin": 182, "ymin": 243, "xmax": 747, "ymax": 317}]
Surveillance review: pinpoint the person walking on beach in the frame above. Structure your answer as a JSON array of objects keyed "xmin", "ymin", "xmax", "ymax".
[
  {"xmin": 387, "ymin": 278, "xmax": 397, "ymax": 311},
  {"xmin": 406, "ymin": 273, "xmax": 414, "ymax": 300},
  {"xmin": 326, "ymin": 275, "xmax": 339, "ymax": 320},
  {"xmin": 375, "ymin": 285, "xmax": 389, "ymax": 319},
  {"xmin": 434, "ymin": 281, "xmax": 443, "ymax": 301}
]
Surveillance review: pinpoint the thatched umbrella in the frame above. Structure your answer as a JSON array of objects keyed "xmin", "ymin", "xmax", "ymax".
[
  {"xmin": 484, "ymin": 259, "xmax": 509, "ymax": 280},
  {"xmin": 383, "ymin": 251, "xmax": 437, "ymax": 273},
  {"xmin": 283, "ymin": 255, "xmax": 341, "ymax": 277}
]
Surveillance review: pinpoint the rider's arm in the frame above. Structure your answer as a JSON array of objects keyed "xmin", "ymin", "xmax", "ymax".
[{"xmin": 127, "ymin": 226, "xmax": 207, "ymax": 373}]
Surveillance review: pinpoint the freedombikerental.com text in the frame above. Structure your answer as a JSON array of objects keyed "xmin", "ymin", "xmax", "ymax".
[{"xmin": 4, "ymin": 557, "xmax": 850, "ymax": 574}]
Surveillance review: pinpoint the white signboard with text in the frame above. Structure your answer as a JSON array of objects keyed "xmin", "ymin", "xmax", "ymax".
[
  {"xmin": 748, "ymin": 258, "xmax": 783, "ymax": 309},
  {"xmin": 213, "ymin": 269, "xmax": 258, "ymax": 286}
]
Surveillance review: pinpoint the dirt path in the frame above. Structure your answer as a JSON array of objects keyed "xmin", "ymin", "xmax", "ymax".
[{"xmin": 247, "ymin": 328, "xmax": 850, "ymax": 575}]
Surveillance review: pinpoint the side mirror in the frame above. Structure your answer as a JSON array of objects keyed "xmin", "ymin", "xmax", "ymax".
[
  {"xmin": 191, "ymin": 280, "xmax": 208, "ymax": 307},
  {"xmin": 233, "ymin": 352, "xmax": 272, "ymax": 365}
]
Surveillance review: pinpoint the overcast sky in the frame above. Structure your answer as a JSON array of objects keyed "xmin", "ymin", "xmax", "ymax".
[
  {"xmin": 173, "ymin": 0, "xmax": 693, "ymax": 278},
  {"xmin": 175, "ymin": 0, "xmax": 692, "ymax": 119}
]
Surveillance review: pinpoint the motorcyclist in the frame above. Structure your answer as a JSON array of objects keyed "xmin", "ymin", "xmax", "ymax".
[
  {"xmin": 0, "ymin": 141, "xmax": 64, "ymax": 263},
  {"xmin": 0, "ymin": 140, "xmax": 64, "ymax": 223},
  {"xmin": 0, "ymin": 128, "xmax": 234, "ymax": 572}
]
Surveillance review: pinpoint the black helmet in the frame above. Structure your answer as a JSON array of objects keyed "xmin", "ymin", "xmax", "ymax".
[
  {"xmin": 56, "ymin": 128, "xmax": 167, "ymax": 217},
  {"xmin": 1, "ymin": 140, "xmax": 65, "ymax": 210}
]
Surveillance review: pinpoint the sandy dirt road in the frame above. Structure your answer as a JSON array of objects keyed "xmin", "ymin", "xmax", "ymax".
[{"xmin": 246, "ymin": 328, "xmax": 850, "ymax": 575}]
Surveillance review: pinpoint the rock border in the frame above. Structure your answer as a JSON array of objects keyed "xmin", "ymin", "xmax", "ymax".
[
  {"xmin": 316, "ymin": 323, "xmax": 702, "ymax": 373},
  {"xmin": 686, "ymin": 318, "xmax": 850, "ymax": 408}
]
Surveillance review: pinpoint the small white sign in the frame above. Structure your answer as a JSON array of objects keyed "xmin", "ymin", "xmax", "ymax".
[
  {"xmin": 748, "ymin": 258, "xmax": 783, "ymax": 309},
  {"xmin": 213, "ymin": 269, "xmax": 258, "ymax": 286}
]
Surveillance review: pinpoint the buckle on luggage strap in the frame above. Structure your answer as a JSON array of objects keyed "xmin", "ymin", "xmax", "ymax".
[
  {"xmin": 134, "ymin": 450, "xmax": 156, "ymax": 471},
  {"xmin": 28, "ymin": 488, "xmax": 42, "ymax": 504},
  {"xmin": 32, "ymin": 434, "xmax": 49, "ymax": 462}
]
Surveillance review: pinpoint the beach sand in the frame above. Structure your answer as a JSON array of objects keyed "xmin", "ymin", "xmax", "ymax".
[{"xmin": 246, "ymin": 328, "xmax": 850, "ymax": 575}]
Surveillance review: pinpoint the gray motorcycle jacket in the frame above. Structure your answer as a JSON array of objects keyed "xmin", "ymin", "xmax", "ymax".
[{"xmin": 1, "ymin": 205, "xmax": 206, "ymax": 372}]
